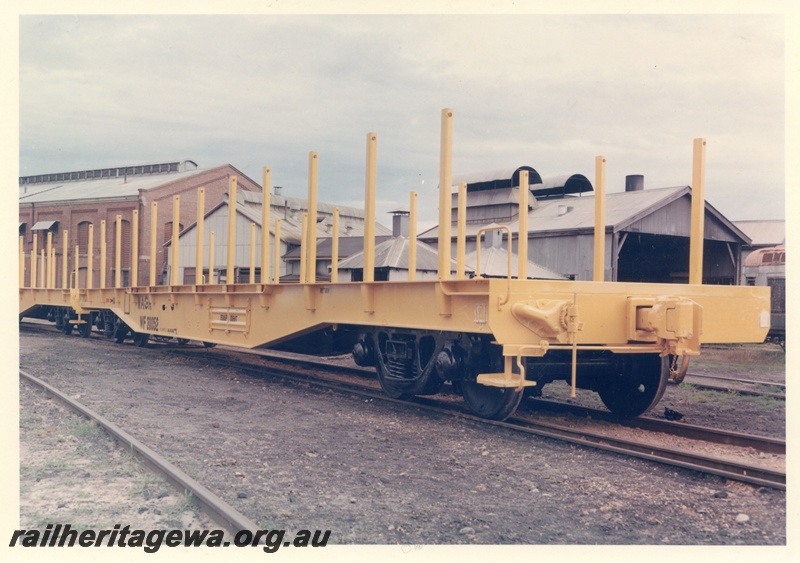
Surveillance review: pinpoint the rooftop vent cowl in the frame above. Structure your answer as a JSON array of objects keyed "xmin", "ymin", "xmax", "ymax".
[{"xmin": 625, "ymin": 175, "xmax": 644, "ymax": 192}]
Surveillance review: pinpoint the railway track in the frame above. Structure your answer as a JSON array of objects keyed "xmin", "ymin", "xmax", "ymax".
[
  {"xmin": 168, "ymin": 345, "xmax": 786, "ymax": 491},
  {"xmin": 19, "ymin": 368, "xmax": 260, "ymax": 537},
  {"xmin": 679, "ymin": 372, "xmax": 785, "ymax": 400},
  {"xmin": 177, "ymin": 342, "xmax": 786, "ymax": 453},
  {"xmin": 523, "ymin": 398, "xmax": 785, "ymax": 454},
  {"xmin": 19, "ymin": 321, "xmax": 786, "ymax": 490}
]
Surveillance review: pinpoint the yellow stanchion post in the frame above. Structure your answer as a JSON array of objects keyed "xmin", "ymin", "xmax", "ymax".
[{"xmin": 593, "ymin": 157, "xmax": 606, "ymax": 282}]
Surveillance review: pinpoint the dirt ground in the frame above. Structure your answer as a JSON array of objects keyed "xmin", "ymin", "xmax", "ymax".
[
  {"xmin": 541, "ymin": 344, "xmax": 786, "ymax": 438},
  {"xmin": 19, "ymin": 381, "xmax": 217, "ymax": 532},
  {"xmin": 17, "ymin": 326, "xmax": 787, "ymax": 546}
]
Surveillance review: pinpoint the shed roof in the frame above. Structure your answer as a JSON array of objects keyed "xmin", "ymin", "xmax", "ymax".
[
  {"xmin": 18, "ymin": 165, "xmax": 216, "ymax": 204},
  {"xmin": 173, "ymin": 191, "xmax": 391, "ymax": 246},
  {"xmin": 239, "ymin": 190, "xmax": 372, "ymax": 223},
  {"xmin": 452, "ymin": 166, "xmax": 543, "ymax": 190},
  {"xmin": 450, "ymin": 167, "xmax": 593, "ymax": 199},
  {"xmin": 422, "ymin": 186, "xmax": 750, "ymax": 244},
  {"xmin": 463, "ymin": 246, "xmax": 566, "ymax": 280},
  {"xmin": 283, "ymin": 236, "xmax": 393, "ymax": 261},
  {"xmin": 734, "ymin": 220, "xmax": 785, "ymax": 247},
  {"xmin": 337, "ymin": 236, "xmax": 455, "ymax": 272}
]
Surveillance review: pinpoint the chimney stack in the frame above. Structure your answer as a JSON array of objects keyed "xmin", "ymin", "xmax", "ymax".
[
  {"xmin": 390, "ymin": 210, "xmax": 410, "ymax": 237},
  {"xmin": 625, "ymin": 175, "xmax": 644, "ymax": 192}
]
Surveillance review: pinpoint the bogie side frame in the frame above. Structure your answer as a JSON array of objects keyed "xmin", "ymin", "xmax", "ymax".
[{"xmin": 18, "ymin": 109, "xmax": 770, "ymax": 420}]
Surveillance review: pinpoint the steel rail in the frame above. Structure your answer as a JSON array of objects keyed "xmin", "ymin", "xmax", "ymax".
[
  {"xmin": 200, "ymin": 346, "xmax": 786, "ymax": 455},
  {"xmin": 208, "ymin": 344, "xmax": 787, "ymax": 452},
  {"xmin": 196, "ymin": 344, "xmax": 786, "ymax": 453},
  {"xmin": 685, "ymin": 372, "xmax": 785, "ymax": 389},
  {"xmin": 19, "ymin": 323, "xmax": 786, "ymax": 490},
  {"xmin": 174, "ymin": 350, "xmax": 786, "ymax": 491},
  {"xmin": 501, "ymin": 415, "xmax": 785, "ymax": 491},
  {"xmin": 678, "ymin": 382, "xmax": 784, "ymax": 401},
  {"xmin": 525, "ymin": 398, "xmax": 785, "ymax": 454},
  {"xmin": 679, "ymin": 372, "xmax": 785, "ymax": 400},
  {"xmin": 19, "ymin": 369, "xmax": 261, "ymax": 537}
]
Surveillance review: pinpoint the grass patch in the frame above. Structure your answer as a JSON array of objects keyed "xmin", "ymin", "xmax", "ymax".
[
  {"xmin": 65, "ymin": 418, "xmax": 104, "ymax": 440},
  {"xmin": 676, "ymin": 383, "xmax": 784, "ymax": 413},
  {"xmin": 735, "ymin": 392, "xmax": 785, "ymax": 411},
  {"xmin": 132, "ymin": 472, "xmax": 170, "ymax": 501},
  {"xmin": 680, "ymin": 384, "xmax": 739, "ymax": 405},
  {"xmin": 693, "ymin": 344, "xmax": 785, "ymax": 373},
  {"xmin": 166, "ymin": 492, "xmax": 196, "ymax": 519}
]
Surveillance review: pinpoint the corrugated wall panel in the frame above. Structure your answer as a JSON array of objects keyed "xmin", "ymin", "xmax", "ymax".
[{"xmin": 625, "ymin": 198, "xmax": 738, "ymax": 242}]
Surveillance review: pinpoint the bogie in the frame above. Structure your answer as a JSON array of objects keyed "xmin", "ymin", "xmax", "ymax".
[
  {"xmin": 371, "ymin": 330, "xmax": 445, "ymax": 398},
  {"xmin": 355, "ymin": 331, "xmax": 673, "ymax": 420}
]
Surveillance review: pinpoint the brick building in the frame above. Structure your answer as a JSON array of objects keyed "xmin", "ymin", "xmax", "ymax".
[{"xmin": 19, "ymin": 160, "xmax": 260, "ymax": 288}]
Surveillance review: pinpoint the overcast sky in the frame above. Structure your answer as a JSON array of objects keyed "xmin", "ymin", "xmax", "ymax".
[{"xmin": 16, "ymin": 10, "xmax": 786, "ymax": 229}]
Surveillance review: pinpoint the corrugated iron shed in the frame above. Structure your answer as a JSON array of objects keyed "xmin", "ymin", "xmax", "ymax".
[
  {"xmin": 464, "ymin": 246, "xmax": 566, "ymax": 280},
  {"xmin": 734, "ymin": 220, "xmax": 785, "ymax": 247},
  {"xmin": 424, "ymin": 185, "xmax": 749, "ymax": 244},
  {"xmin": 175, "ymin": 191, "xmax": 391, "ymax": 246},
  {"xmin": 337, "ymin": 236, "xmax": 451, "ymax": 272},
  {"xmin": 283, "ymin": 236, "xmax": 392, "ymax": 261}
]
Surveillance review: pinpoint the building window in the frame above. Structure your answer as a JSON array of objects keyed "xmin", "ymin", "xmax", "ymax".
[
  {"xmin": 236, "ymin": 268, "xmax": 262, "ymax": 284},
  {"xmin": 113, "ymin": 219, "xmax": 132, "ymax": 268},
  {"xmin": 164, "ymin": 221, "xmax": 184, "ymax": 246},
  {"xmin": 745, "ymin": 277, "xmax": 756, "ymax": 286},
  {"xmin": 183, "ymin": 267, "xmax": 211, "ymax": 285},
  {"xmin": 77, "ymin": 221, "xmax": 91, "ymax": 255},
  {"xmin": 78, "ymin": 267, "xmax": 89, "ymax": 288},
  {"xmin": 110, "ymin": 269, "xmax": 131, "ymax": 287}
]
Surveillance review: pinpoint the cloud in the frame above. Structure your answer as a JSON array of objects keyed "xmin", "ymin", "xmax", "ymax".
[{"xmin": 19, "ymin": 13, "xmax": 785, "ymax": 226}]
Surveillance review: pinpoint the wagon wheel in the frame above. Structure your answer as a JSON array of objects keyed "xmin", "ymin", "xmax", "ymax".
[
  {"xmin": 460, "ymin": 381, "xmax": 524, "ymax": 421},
  {"xmin": 54, "ymin": 308, "xmax": 65, "ymax": 331},
  {"xmin": 132, "ymin": 332, "xmax": 150, "ymax": 348},
  {"xmin": 176, "ymin": 338, "xmax": 190, "ymax": 345},
  {"xmin": 77, "ymin": 318, "xmax": 92, "ymax": 338},
  {"xmin": 202, "ymin": 341, "xmax": 217, "ymax": 348},
  {"xmin": 596, "ymin": 354, "xmax": 668, "ymax": 418},
  {"xmin": 456, "ymin": 340, "xmax": 524, "ymax": 420},
  {"xmin": 61, "ymin": 310, "xmax": 73, "ymax": 335},
  {"xmin": 113, "ymin": 318, "xmax": 129, "ymax": 344}
]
